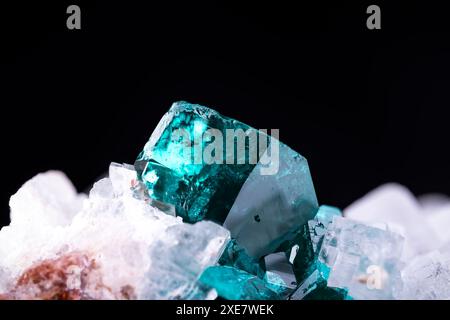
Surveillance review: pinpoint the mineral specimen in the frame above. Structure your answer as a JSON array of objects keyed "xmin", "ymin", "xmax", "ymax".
[{"xmin": 1, "ymin": 101, "xmax": 449, "ymax": 300}]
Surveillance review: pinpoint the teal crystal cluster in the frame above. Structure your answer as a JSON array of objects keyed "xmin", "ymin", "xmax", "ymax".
[{"xmin": 134, "ymin": 101, "xmax": 406, "ymax": 300}]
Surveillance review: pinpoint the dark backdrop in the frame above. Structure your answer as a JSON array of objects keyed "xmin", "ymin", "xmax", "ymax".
[{"xmin": 1, "ymin": 1, "xmax": 449, "ymax": 227}]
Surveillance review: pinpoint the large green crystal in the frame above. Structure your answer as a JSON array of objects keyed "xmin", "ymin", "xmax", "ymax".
[
  {"xmin": 223, "ymin": 141, "xmax": 318, "ymax": 258},
  {"xmin": 135, "ymin": 101, "xmax": 318, "ymax": 259},
  {"xmin": 135, "ymin": 101, "xmax": 259, "ymax": 224}
]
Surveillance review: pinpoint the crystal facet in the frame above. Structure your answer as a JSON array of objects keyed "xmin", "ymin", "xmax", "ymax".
[
  {"xmin": 223, "ymin": 141, "xmax": 318, "ymax": 258},
  {"xmin": 135, "ymin": 101, "xmax": 318, "ymax": 259},
  {"xmin": 199, "ymin": 266, "xmax": 281, "ymax": 300},
  {"xmin": 135, "ymin": 101, "xmax": 258, "ymax": 224}
]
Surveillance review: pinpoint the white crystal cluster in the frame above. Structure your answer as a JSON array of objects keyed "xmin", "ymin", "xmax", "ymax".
[
  {"xmin": 1, "ymin": 163, "xmax": 449, "ymax": 300},
  {"xmin": 0, "ymin": 163, "xmax": 229, "ymax": 300},
  {"xmin": 344, "ymin": 183, "xmax": 450, "ymax": 299}
]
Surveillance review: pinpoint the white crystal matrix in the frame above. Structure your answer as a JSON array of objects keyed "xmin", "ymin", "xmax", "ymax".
[
  {"xmin": 0, "ymin": 163, "xmax": 229, "ymax": 299},
  {"xmin": 345, "ymin": 183, "xmax": 450, "ymax": 299}
]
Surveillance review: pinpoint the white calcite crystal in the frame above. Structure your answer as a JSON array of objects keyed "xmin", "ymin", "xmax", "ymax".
[
  {"xmin": 0, "ymin": 163, "xmax": 229, "ymax": 300},
  {"xmin": 400, "ymin": 251, "xmax": 450, "ymax": 299},
  {"xmin": 9, "ymin": 171, "xmax": 86, "ymax": 227},
  {"xmin": 319, "ymin": 216, "xmax": 404, "ymax": 300},
  {"xmin": 345, "ymin": 183, "xmax": 450, "ymax": 299},
  {"xmin": 345, "ymin": 183, "xmax": 441, "ymax": 259}
]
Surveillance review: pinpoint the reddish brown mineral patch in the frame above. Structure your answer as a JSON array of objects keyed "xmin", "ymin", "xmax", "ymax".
[
  {"xmin": 1, "ymin": 252, "xmax": 135, "ymax": 300},
  {"xmin": 120, "ymin": 284, "xmax": 137, "ymax": 300}
]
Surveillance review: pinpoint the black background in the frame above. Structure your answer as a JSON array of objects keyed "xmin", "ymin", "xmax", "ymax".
[{"xmin": 1, "ymin": 1, "xmax": 450, "ymax": 228}]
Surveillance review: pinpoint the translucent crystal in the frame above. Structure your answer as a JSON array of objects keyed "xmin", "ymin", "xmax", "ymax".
[
  {"xmin": 218, "ymin": 239, "xmax": 266, "ymax": 278},
  {"xmin": 344, "ymin": 183, "xmax": 439, "ymax": 259},
  {"xmin": 289, "ymin": 211, "xmax": 404, "ymax": 300},
  {"xmin": 199, "ymin": 266, "xmax": 281, "ymax": 300},
  {"xmin": 0, "ymin": 164, "xmax": 229, "ymax": 300},
  {"xmin": 135, "ymin": 101, "xmax": 258, "ymax": 224},
  {"xmin": 136, "ymin": 101, "xmax": 318, "ymax": 259},
  {"xmin": 215, "ymin": 241, "xmax": 294, "ymax": 299},
  {"xmin": 318, "ymin": 216, "xmax": 404, "ymax": 300},
  {"xmin": 264, "ymin": 252, "xmax": 297, "ymax": 297},
  {"xmin": 290, "ymin": 269, "xmax": 349, "ymax": 300},
  {"xmin": 282, "ymin": 205, "xmax": 341, "ymax": 286},
  {"xmin": 223, "ymin": 141, "xmax": 318, "ymax": 258},
  {"xmin": 143, "ymin": 220, "xmax": 230, "ymax": 299}
]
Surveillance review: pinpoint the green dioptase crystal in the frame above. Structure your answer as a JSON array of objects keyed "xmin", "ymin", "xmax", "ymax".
[
  {"xmin": 280, "ymin": 205, "xmax": 341, "ymax": 285},
  {"xmin": 135, "ymin": 101, "xmax": 318, "ymax": 259},
  {"xmin": 223, "ymin": 141, "xmax": 318, "ymax": 258},
  {"xmin": 216, "ymin": 240, "xmax": 295, "ymax": 299},
  {"xmin": 199, "ymin": 266, "xmax": 282, "ymax": 300},
  {"xmin": 283, "ymin": 205, "xmax": 352, "ymax": 300},
  {"xmin": 135, "ymin": 101, "xmax": 259, "ymax": 224},
  {"xmin": 264, "ymin": 252, "xmax": 298, "ymax": 298},
  {"xmin": 219, "ymin": 239, "xmax": 266, "ymax": 279},
  {"xmin": 290, "ymin": 267, "xmax": 350, "ymax": 300}
]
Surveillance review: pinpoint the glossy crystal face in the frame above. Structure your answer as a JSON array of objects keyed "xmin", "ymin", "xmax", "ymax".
[{"xmin": 135, "ymin": 101, "xmax": 318, "ymax": 259}]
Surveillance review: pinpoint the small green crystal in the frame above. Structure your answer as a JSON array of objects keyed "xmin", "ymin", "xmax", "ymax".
[
  {"xmin": 219, "ymin": 239, "xmax": 266, "ymax": 278},
  {"xmin": 264, "ymin": 253, "xmax": 298, "ymax": 298},
  {"xmin": 199, "ymin": 266, "xmax": 282, "ymax": 300},
  {"xmin": 280, "ymin": 205, "xmax": 350, "ymax": 300},
  {"xmin": 279, "ymin": 205, "xmax": 341, "ymax": 284}
]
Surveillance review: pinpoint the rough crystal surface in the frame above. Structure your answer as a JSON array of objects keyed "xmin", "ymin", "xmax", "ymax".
[
  {"xmin": 8, "ymin": 171, "xmax": 86, "ymax": 227},
  {"xmin": 0, "ymin": 164, "xmax": 229, "ymax": 300},
  {"xmin": 400, "ymin": 251, "xmax": 450, "ymax": 299},
  {"xmin": 344, "ymin": 183, "xmax": 439, "ymax": 259}
]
